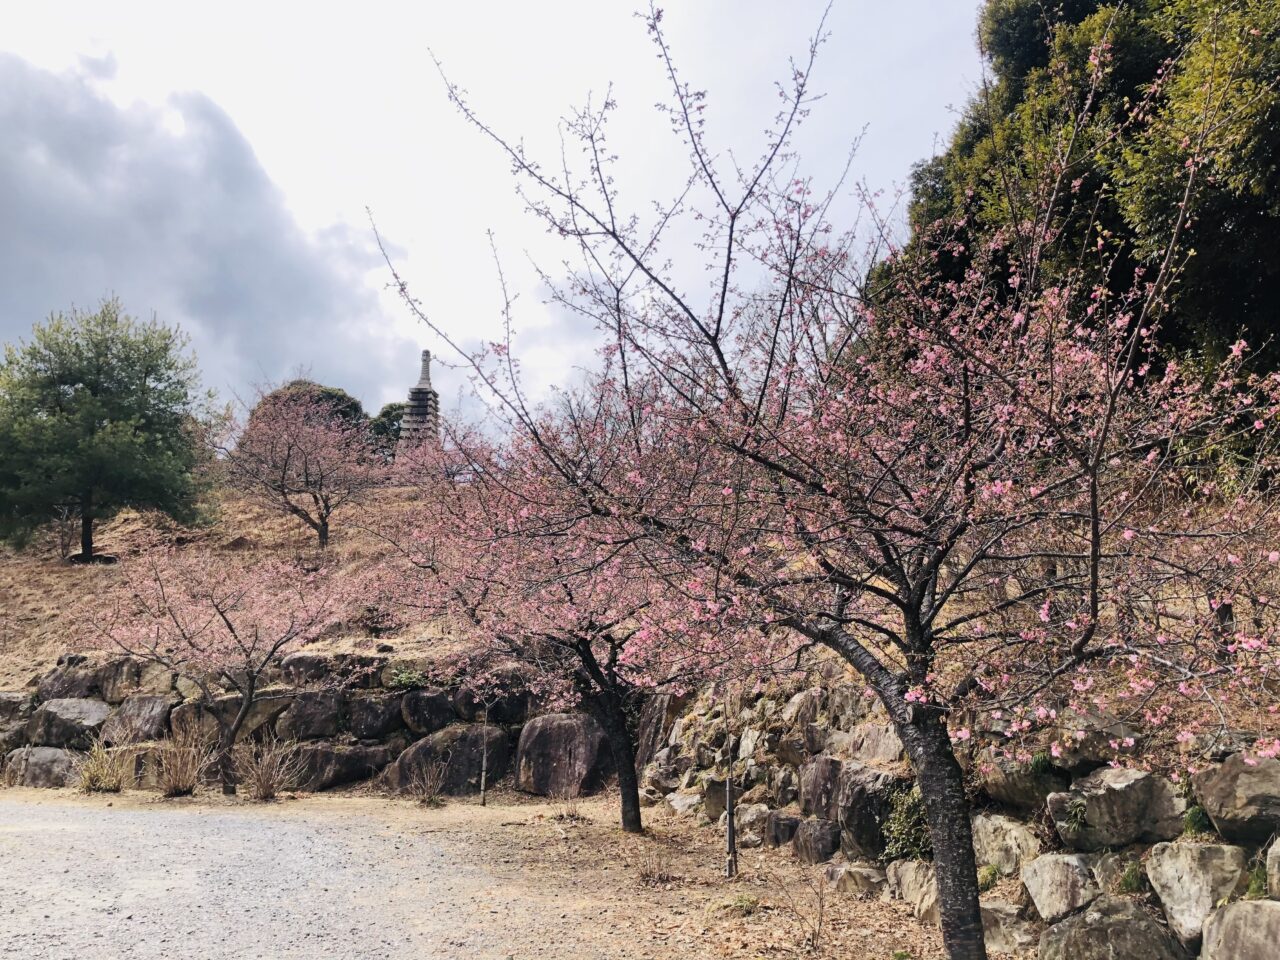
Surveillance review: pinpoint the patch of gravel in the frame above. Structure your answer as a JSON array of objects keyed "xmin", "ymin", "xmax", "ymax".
[{"xmin": 0, "ymin": 793, "xmax": 632, "ymax": 959}]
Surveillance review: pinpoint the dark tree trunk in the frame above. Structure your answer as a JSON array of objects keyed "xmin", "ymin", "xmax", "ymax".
[
  {"xmin": 898, "ymin": 711, "xmax": 988, "ymax": 960},
  {"xmin": 216, "ymin": 677, "xmax": 258, "ymax": 796},
  {"xmin": 317, "ymin": 520, "xmax": 329, "ymax": 549},
  {"xmin": 597, "ymin": 699, "xmax": 643, "ymax": 833},
  {"xmin": 80, "ymin": 510, "xmax": 93, "ymax": 559}
]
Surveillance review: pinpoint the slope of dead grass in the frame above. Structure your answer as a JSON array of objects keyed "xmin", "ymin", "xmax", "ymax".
[{"xmin": 0, "ymin": 487, "xmax": 453, "ymax": 690}]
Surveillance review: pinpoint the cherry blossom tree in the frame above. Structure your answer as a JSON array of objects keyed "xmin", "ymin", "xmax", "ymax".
[
  {"xmin": 383, "ymin": 9, "xmax": 1280, "ymax": 957},
  {"xmin": 224, "ymin": 388, "xmax": 385, "ymax": 548},
  {"xmin": 383, "ymin": 427, "xmax": 749, "ymax": 833},
  {"xmin": 94, "ymin": 549, "xmax": 352, "ymax": 794}
]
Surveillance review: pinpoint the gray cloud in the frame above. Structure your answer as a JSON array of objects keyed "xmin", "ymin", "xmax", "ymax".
[{"xmin": 0, "ymin": 53, "xmax": 415, "ymax": 411}]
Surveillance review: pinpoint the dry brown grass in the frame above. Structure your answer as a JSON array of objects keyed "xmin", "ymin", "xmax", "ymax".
[{"xmin": 234, "ymin": 734, "xmax": 306, "ymax": 801}]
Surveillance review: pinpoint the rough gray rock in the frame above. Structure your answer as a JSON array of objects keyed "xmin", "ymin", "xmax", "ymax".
[
  {"xmin": 980, "ymin": 899, "xmax": 1038, "ymax": 956},
  {"xmin": 171, "ymin": 694, "xmax": 293, "ymax": 744},
  {"xmin": 96, "ymin": 658, "xmax": 174, "ymax": 704},
  {"xmin": 798, "ymin": 755, "xmax": 842, "ymax": 819},
  {"xmin": 1050, "ymin": 708, "xmax": 1142, "ymax": 772},
  {"xmin": 1046, "ymin": 767, "xmax": 1185, "ymax": 850},
  {"xmin": 276, "ymin": 691, "xmax": 342, "ymax": 740},
  {"xmin": 1146, "ymin": 842, "xmax": 1247, "ymax": 946},
  {"xmin": 4, "ymin": 746, "xmax": 80, "ymax": 787},
  {"xmin": 344, "ymin": 692, "xmax": 404, "ymax": 740},
  {"xmin": 0, "ymin": 692, "xmax": 35, "ymax": 724},
  {"xmin": 515, "ymin": 713, "xmax": 612, "ymax": 797},
  {"xmin": 825, "ymin": 723, "xmax": 904, "ymax": 765},
  {"xmin": 835, "ymin": 760, "xmax": 901, "ymax": 860},
  {"xmin": 0, "ymin": 720, "xmax": 25, "ymax": 754},
  {"xmin": 664, "ymin": 791, "xmax": 703, "ymax": 818},
  {"xmin": 973, "ymin": 747, "xmax": 1069, "ymax": 812},
  {"xmin": 825, "ymin": 862, "xmax": 887, "ymax": 897},
  {"xmin": 764, "ymin": 811, "xmax": 801, "ymax": 848},
  {"xmin": 26, "ymin": 698, "xmax": 111, "ymax": 749},
  {"xmin": 702, "ymin": 774, "xmax": 728, "ymax": 820},
  {"xmin": 102, "ymin": 695, "xmax": 172, "ymax": 744},
  {"xmin": 634, "ymin": 693, "xmax": 691, "ymax": 771},
  {"xmin": 971, "ymin": 811, "xmax": 1041, "ymax": 876},
  {"xmin": 886, "ymin": 860, "xmax": 939, "ymax": 927},
  {"xmin": 385, "ymin": 724, "xmax": 510, "ymax": 796},
  {"xmin": 293, "ymin": 742, "xmax": 394, "ymax": 791},
  {"xmin": 280, "ymin": 652, "xmax": 386, "ymax": 689},
  {"xmin": 1020, "ymin": 853, "xmax": 1100, "ymax": 923},
  {"xmin": 1193, "ymin": 754, "xmax": 1280, "ymax": 842},
  {"xmin": 400, "ymin": 687, "xmax": 456, "ymax": 737},
  {"xmin": 792, "ymin": 818, "xmax": 842, "ymax": 864},
  {"xmin": 1038, "ymin": 896, "xmax": 1187, "ymax": 960},
  {"xmin": 36, "ymin": 661, "xmax": 100, "ymax": 701},
  {"xmin": 1201, "ymin": 900, "xmax": 1280, "ymax": 960},
  {"xmin": 452, "ymin": 669, "xmax": 531, "ymax": 725}
]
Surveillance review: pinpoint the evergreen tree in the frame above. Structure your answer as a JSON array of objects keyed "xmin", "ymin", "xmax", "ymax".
[{"xmin": 0, "ymin": 298, "xmax": 206, "ymax": 560}]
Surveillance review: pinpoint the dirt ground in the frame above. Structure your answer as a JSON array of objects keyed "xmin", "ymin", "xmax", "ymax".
[{"xmin": 0, "ymin": 787, "xmax": 945, "ymax": 960}]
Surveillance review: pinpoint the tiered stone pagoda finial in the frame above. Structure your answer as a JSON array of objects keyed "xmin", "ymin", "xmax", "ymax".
[{"xmin": 398, "ymin": 349, "xmax": 440, "ymax": 449}]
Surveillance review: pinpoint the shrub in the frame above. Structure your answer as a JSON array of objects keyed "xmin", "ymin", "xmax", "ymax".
[
  {"xmin": 638, "ymin": 849, "xmax": 674, "ymax": 884},
  {"xmin": 151, "ymin": 723, "xmax": 212, "ymax": 797},
  {"xmin": 387, "ymin": 668, "xmax": 431, "ymax": 691},
  {"xmin": 977, "ymin": 864, "xmax": 999, "ymax": 892},
  {"xmin": 1245, "ymin": 862, "xmax": 1268, "ymax": 900},
  {"xmin": 76, "ymin": 738, "xmax": 132, "ymax": 793},
  {"xmin": 1183, "ymin": 804, "xmax": 1214, "ymax": 836},
  {"xmin": 1117, "ymin": 860, "xmax": 1147, "ymax": 895},
  {"xmin": 712, "ymin": 893, "xmax": 761, "ymax": 918},
  {"xmin": 882, "ymin": 785, "xmax": 933, "ymax": 862},
  {"xmin": 405, "ymin": 753, "xmax": 451, "ymax": 807},
  {"xmin": 234, "ymin": 735, "xmax": 304, "ymax": 802}
]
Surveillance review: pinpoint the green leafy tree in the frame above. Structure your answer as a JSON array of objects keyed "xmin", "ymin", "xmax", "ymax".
[
  {"xmin": 0, "ymin": 298, "xmax": 206, "ymax": 560},
  {"xmin": 370, "ymin": 401, "xmax": 405, "ymax": 457},
  {"xmin": 900, "ymin": 0, "xmax": 1280, "ymax": 366},
  {"xmin": 256, "ymin": 379, "xmax": 366, "ymax": 424}
]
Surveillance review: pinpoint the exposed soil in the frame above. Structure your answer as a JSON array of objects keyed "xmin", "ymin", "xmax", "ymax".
[{"xmin": 0, "ymin": 788, "xmax": 944, "ymax": 960}]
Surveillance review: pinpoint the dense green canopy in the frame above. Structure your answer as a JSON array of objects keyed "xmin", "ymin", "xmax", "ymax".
[
  {"xmin": 0, "ymin": 298, "xmax": 206, "ymax": 558},
  {"xmin": 902, "ymin": 0, "xmax": 1280, "ymax": 366}
]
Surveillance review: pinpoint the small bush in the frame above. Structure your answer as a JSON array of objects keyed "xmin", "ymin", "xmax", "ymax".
[
  {"xmin": 882, "ymin": 785, "xmax": 933, "ymax": 862},
  {"xmin": 406, "ymin": 753, "xmax": 451, "ymax": 807},
  {"xmin": 151, "ymin": 723, "xmax": 212, "ymax": 797},
  {"xmin": 551, "ymin": 786, "xmax": 585, "ymax": 823},
  {"xmin": 1064, "ymin": 795, "xmax": 1089, "ymax": 833},
  {"xmin": 638, "ymin": 849, "xmax": 674, "ymax": 884},
  {"xmin": 713, "ymin": 893, "xmax": 761, "ymax": 918},
  {"xmin": 1183, "ymin": 804, "xmax": 1214, "ymax": 836},
  {"xmin": 1117, "ymin": 860, "xmax": 1147, "ymax": 894},
  {"xmin": 386, "ymin": 668, "xmax": 431, "ymax": 691},
  {"xmin": 234, "ymin": 735, "xmax": 304, "ymax": 801},
  {"xmin": 1245, "ymin": 862, "xmax": 1268, "ymax": 900},
  {"xmin": 76, "ymin": 738, "xmax": 132, "ymax": 793},
  {"xmin": 977, "ymin": 864, "xmax": 999, "ymax": 892},
  {"xmin": 1026, "ymin": 752, "xmax": 1053, "ymax": 776}
]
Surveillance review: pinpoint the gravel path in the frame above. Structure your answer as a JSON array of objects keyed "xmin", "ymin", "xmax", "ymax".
[{"xmin": 0, "ymin": 792, "xmax": 629, "ymax": 960}]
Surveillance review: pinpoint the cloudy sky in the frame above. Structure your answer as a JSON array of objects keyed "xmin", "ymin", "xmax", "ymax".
[{"xmin": 0, "ymin": 2, "xmax": 984, "ymax": 413}]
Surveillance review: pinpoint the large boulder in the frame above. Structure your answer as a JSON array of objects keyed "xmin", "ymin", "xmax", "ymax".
[
  {"xmin": 1193, "ymin": 754, "xmax": 1280, "ymax": 842},
  {"xmin": 1047, "ymin": 768, "xmax": 1185, "ymax": 850},
  {"xmin": 0, "ymin": 721, "xmax": 26, "ymax": 754},
  {"xmin": 515, "ymin": 713, "xmax": 613, "ymax": 797},
  {"xmin": 764, "ymin": 811, "xmax": 802, "ymax": 848},
  {"xmin": 384, "ymin": 724, "xmax": 510, "ymax": 795},
  {"xmin": 826, "ymin": 723, "xmax": 905, "ymax": 765},
  {"xmin": 1050, "ymin": 708, "xmax": 1142, "ymax": 772},
  {"xmin": 0, "ymin": 692, "xmax": 35, "ymax": 724},
  {"xmin": 971, "ymin": 811, "xmax": 1041, "ymax": 876},
  {"xmin": 170, "ymin": 694, "xmax": 293, "ymax": 744},
  {"xmin": 798, "ymin": 755, "xmax": 843, "ymax": 819},
  {"xmin": 95, "ymin": 658, "xmax": 174, "ymax": 704},
  {"xmin": 276, "ymin": 691, "xmax": 342, "ymax": 741},
  {"xmin": 1268, "ymin": 841, "xmax": 1280, "ymax": 899},
  {"xmin": 1201, "ymin": 900, "xmax": 1280, "ymax": 960},
  {"xmin": 826, "ymin": 862, "xmax": 887, "ymax": 897},
  {"xmin": 781, "ymin": 688, "xmax": 825, "ymax": 730},
  {"xmin": 634, "ymin": 693, "xmax": 691, "ymax": 771},
  {"xmin": 1147, "ymin": 842, "xmax": 1247, "ymax": 947},
  {"xmin": 1020, "ymin": 853, "xmax": 1100, "ymax": 923},
  {"xmin": 280, "ymin": 652, "xmax": 386, "ymax": 689},
  {"xmin": 980, "ymin": 899, "xmax": 1038, "ymax": 956},
  {"xmin": 792, "ymin": 818, "xmax": 842, "ymax": 864},
  {"xmin": 37, "ymin": 661, "xmax": 101, "ymax": 701},
  {"xmin": 886, "ymin": 860, "xmax": 939, "ymax": 927},
  {"xmin": 400, "ymin": 687, "xmax": 455, "ymax": 737},
  {"xmin": 293, "ymin": 742, "xmax": 394, "ymax": 791},
  {"xmin": 4, "ymin": 746, "xmax": 80, "ymax": 787},
  {"xmin": 452, "ymin": 684, "xmax": 530, "ymax": 726},
  {"xmin": 973, "ymin": 747, "xmax": 1069, "ymax": 812},
  {"xmin": 344, "ymin": 692, "xmax": 404, "ymax": 740},
  {"xmin": 26, "ymin": 698, "xmax": 110, "ymax": 748},
  {"xmin": 102, "ymin": 695, "xmax": 172, "ymax": 744},
  {"xmin": 835, "ymin": 761, "xmax": 902, "ymax": 860},
  {"xmin": 1038, "ymin": 896, "xmax": 1187, "ymax": 960}
]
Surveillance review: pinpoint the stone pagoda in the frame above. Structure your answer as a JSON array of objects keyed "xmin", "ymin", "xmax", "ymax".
[{"xmin": 397, "ymin": 349, "xmax": 440, "ymax": 449}]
